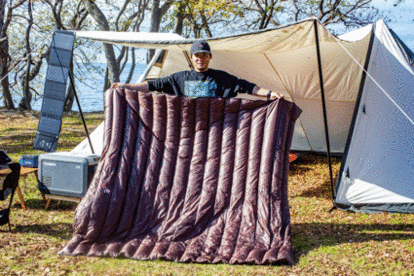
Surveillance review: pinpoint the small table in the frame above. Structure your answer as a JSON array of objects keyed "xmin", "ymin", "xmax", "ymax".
[
  {"xmin": 18, "ymin": 167, "xmax": 41, "ymax": 210},
  {"xmin": 0, "ymin": 167, "xmax": 12, "ymax": 175},
  {"xmin": 1, "ymin": 165, "xmax": 27, "ymax": 210},
  {"xmin": 0, "ymin": 167, "xmax": 12, "ymax": 191},
  {"xmin": 0, "ymin": 167, "xmax": 42, "ymax": 211}
]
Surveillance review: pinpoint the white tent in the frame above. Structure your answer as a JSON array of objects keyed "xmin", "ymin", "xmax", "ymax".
[
  {"xmin": 70, "ymin": 18, "xmax": 414, "ymax": 213},
  {"xmin": 334, "ymin": 21, "xmax": 414, "ymax": 213}
]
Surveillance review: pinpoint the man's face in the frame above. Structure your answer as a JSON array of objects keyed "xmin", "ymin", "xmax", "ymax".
[{"xmin": 191, "ymin": 52, "xmax": 211, "ymax": 72}]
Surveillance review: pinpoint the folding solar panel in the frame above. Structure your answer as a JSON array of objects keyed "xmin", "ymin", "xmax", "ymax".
[{"xmin": 33, "ymin": 30, "xmax": 75, "ymax": 152}]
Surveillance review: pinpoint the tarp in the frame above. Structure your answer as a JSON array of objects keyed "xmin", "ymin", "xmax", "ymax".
[
  {"xmin": 60, "ymin": 87, "xmax": 301, "ymax": 265},
  {"xmin": 73, "ymin": 19, "xmax": 371, "ymax": 154}
]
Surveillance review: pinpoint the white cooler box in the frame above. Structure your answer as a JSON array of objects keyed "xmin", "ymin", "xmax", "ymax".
[{"xmin": 38, "ymin": 152, "xmax": 100, "ymax": 197}]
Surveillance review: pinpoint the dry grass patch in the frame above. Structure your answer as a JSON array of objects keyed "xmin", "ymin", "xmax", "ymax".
[{"xmin": 1, "ymin": 109, "xmax": 414, "ymax": 275}]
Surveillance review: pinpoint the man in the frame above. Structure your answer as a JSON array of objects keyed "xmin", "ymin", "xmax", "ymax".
[{"xmin": 113, "ymin": 40, "xmax": 283, "ymax": 100}]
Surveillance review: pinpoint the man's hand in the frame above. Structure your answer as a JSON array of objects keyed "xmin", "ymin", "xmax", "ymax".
[
  {"xmin": 252, "ymin": 86, "xmax": 284, "ymax": 100},
  {"xmin": 269, "ymin": 91, "xmax": 284, "ymax": 100},
  {"xmin": 111, "ymin": 83, "xmax": 125, "ymax": 89},
  {"xmin": 111, "ymin": 82, "xmax": 150, "ymax": 92}
]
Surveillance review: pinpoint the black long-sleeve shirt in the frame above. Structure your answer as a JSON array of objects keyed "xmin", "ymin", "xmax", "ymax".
[{"xmin": 148, "ymin": 69, "xmax": 256, "ymax": 98}]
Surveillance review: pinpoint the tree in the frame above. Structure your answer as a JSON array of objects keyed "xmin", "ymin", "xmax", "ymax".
[
  {"xmin": 146, "ymin": 0, "xmax": 174, "ymax": 61},
  {"xmin": 18, "ymin": 0, "xmax": 33, "ymax": 110},
  {"xmin": 103, "ymin": 0, "xmax": 150, "ymax": 90},
  {"xmin": 1, "ymin": 0, "xmax": 144, "ymax": 111},
  {"xmin": 233, "ymin": 0, "xmax": 382, "ymax": 32},
  {"xmin": 15, "ymin": 0, "xmax": 91, "ymax": 110},
  {"xmin": 83, "ymin": 0, "xmax": 120, "ymax": 85},
  {"xmin": 161, "ymin": 0, "xmax": 242, "ymax": 38},
  {"xmin": 1, "ymin": 0, "xmax": 106, "ymax": 111},
  {"xmin": 0, "ymin": 0, "xmax": 13, "ymax": 109},
  {"xmin": 0, "ymin": 0, "xmax": 26, "ymax": 109}
]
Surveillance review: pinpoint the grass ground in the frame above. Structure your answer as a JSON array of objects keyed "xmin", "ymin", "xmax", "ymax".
[{"xmin": 0, "ymin": 109, "xmax": 413, "ymax": 275}]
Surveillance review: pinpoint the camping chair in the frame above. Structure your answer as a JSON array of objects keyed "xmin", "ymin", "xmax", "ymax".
[{"xmin": 0, "ymin": 162, "xmax": 21, "ymax": 231}]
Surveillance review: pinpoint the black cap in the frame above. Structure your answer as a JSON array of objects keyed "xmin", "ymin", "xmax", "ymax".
[{"xmin": 190, "ymin": 40, "xmax": 211, "ymax": 55}]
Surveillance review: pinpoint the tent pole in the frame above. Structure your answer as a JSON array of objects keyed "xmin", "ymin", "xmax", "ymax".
[
  {"xmin": 313, "ymin": 19, "xmax": 335, "ymax": 202},
  {"xmin": 183, "ymin": 51, "xmax": 194, "ymax": 70},
  {"xmin": 334, "ymin": 24, "xmax": 376, "ymax": 202}
]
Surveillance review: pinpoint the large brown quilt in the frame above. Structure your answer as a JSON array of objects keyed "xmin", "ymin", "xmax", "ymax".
[{"xmin": 59, "ymin": 87, "xmax": 301, "ymax": 265}]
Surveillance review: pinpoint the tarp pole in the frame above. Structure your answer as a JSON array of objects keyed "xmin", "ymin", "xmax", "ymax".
[
  {"xmin": 136, "ymin": 49, "xmax": 163, "ymax": 83},
  {"xmin": 313, "ymin": 19, "xmax": 335, "ymax": 202},
  {"xmin": 68, "ymin": 67, "xmax": 95, "ymax": 154}
]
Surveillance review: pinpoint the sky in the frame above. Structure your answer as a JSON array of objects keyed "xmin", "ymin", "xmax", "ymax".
[{"xmin": 376, "ymin": 0, "xmax": 414, "ymax": 50}]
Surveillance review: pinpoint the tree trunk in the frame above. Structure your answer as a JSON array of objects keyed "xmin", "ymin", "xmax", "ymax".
[
  {"xmin": 174, "ymin": 1, "xmax": 185, "ymax": 35},
  {"xmin": 200, "ymin": 12, "xmax": 212, "ymax": 37},
  {"xmin": 0, "ymin": 0, "xmax": 14, "ymax": 109},
  {"xmin": 125, "ymin": 48, "xmax": 135, "ymax": 84},
  {"xmin": 147, "ymin": 0, "xmax": 174, "ymax": 62},
  {"xmin": 103, "ymin": 66, "xmax": 110, "ymax": 92},
  {"xmin": 64, "ymin": 62, "xmax": 75, "ymax": 111},
  {"xmin": 83, "ymin": 0, "xmax": 120, "ymax": 84},
  {"xmin": 18, "ymin": 0, "xmax": 33, "ymax": 110},
  {"xmin": 64, "ymin": 83, "xmax": 75, "ymax": 112},
  {"xmin": 1, "ymin": 75, "xmax": 14, "ymax": 109}
]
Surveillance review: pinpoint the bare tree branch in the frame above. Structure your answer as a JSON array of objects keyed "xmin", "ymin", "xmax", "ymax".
[{"xmin": 83, "ymin": 0, "xmax": 120, "ymax": 83}]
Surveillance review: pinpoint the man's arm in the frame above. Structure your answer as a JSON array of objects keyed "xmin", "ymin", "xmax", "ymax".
[
  {"xmin": 112, "ymin": 81, "xmax": 150, "ymax": 92},
  {"xmin": 252, "ymin": 86, "xmax": 284, "ymax": 100}
]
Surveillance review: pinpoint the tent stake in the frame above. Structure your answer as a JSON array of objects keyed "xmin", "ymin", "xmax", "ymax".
[{"xmin": 313, "ymin": 19, "xmax": 335, "ymax": 203}]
